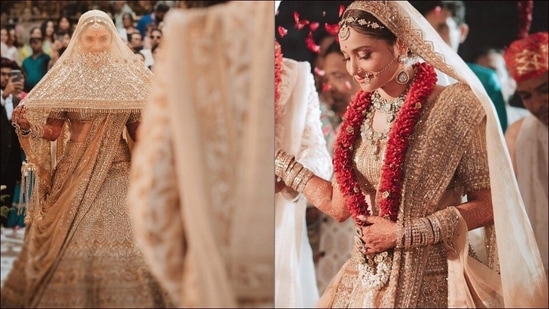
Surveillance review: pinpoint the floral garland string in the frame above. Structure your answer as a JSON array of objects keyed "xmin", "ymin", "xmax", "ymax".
[
  {"xmin": 275, "ymin": 40, "xmax": 283, "ymax": 109},
  {"xmin": 333, "ymin": 62, "xmax": 437, "ymax": 223}
]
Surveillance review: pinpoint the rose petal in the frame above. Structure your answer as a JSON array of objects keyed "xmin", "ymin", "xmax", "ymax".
[
  {"xmin": 339, "ymin": 5, "xmax": 346, "ymax": 17},
  {"xmin": 305, "ymin": 32, "xmax": 320, "ymax": 53},
  {"xmin": 325, "ymin": 23, "xmax": 339, "ymax": 36},
  {"xmin": 314, "ymin": 66, "xmax": 325, "ymax": 76},
  {"xmin": 345, "ymin": 80, "xmax": 352, "ymax": 90},
  {"xmin": 309, "ymin": 22, "xmax": 319, "ymax": 32},
  {"xmin": 277, "ymin": 26, "xmax": 288, "ymax": 38}
]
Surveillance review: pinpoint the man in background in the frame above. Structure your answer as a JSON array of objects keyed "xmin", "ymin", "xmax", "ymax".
[
  {"xmin": 411, "ymin": 0, "xmax": 509, "ymax": 132},
  {"xmin": 503, "ymin": 31, "xmax": 548, "ymax": 277},
  {"xmin": 136, "ymin": 3, "xmax": 170, "ymax": 39},
  {"xmin": 0, "ymin": 57, "xmax": 24, "ymax": 225}
]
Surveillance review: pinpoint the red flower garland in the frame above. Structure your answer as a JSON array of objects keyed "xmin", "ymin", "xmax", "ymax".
[
  {"xmin": 275, "ymin": 40, "xmax": 283, "ymax": 106},
  {"xmin": 333, "ymin": 62, "xmax": 437, "ymax": 223}
]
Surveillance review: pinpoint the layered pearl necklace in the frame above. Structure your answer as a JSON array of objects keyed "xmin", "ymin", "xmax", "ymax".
[{"xmin": 360, "ymin": 87, "xmax": 409, "ymax": 160}]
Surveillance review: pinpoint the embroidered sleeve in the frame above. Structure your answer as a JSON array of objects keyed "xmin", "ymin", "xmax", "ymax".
[{"xmin": 456, "ymin": 118, "xmax": 491, "ymax": 193}]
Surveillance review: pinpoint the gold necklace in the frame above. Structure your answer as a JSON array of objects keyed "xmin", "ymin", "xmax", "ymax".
[
  {"xmin": 371, "ymin": 88, "xmax": 406, "ymax": 123},
  {"xmin": 360, "ymin": 104, "xmax": 388, "ymax": 160}
]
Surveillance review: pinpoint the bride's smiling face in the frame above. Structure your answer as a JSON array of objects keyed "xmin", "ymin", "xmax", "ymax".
[
  {"xmin": 79, "ymin": 23, "xmax": 112, "ymax": 55},
  {"xmin": 340, "ymin": 27, "xmax": 400, "ymax": 92}
]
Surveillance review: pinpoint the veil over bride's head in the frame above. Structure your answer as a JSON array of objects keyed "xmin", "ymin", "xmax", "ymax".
[
  {"xmin": 336, "ymin": 1, "xmax": 548, "ymax": 307},
  {"xmin": 22, "ymin": 9, "xmax": 153, "ymax": 115}
]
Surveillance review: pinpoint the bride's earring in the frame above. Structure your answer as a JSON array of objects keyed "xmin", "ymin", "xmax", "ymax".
[{"xmin": 396, "ymin": 54, "xmax": 409, "ymax": 85}]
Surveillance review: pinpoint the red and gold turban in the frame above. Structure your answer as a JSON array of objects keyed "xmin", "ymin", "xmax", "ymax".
[{"xmin": 504, "ymin": 32, "xmax": 548, "ymax": 83}]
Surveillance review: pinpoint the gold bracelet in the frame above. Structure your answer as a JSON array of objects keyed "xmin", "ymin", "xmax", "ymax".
[
  {"xmin": 395, "ymin": 221, "xmax": 404, "ymax": 249},
  {"xmin": 296, "ymin": 168, "xmax": 314, "ymax": 193},
  {"xmin": 285, "ymin": 163, "xmax": 303, "ymax": 188},
  {"xmin": 402, "ymin": 207, "xmax": 460, "ymax": 249},
  {"xmin": 275, "ymin": 150, "xmax": 294, "ymax": 178}
]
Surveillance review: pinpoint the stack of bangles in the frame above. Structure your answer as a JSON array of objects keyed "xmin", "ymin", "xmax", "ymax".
[
  {"xmin": 275, "ymin": 149, "xmax": 315, "ymax": 193},
  {"xmin": 396, "ymin": 206, "xmax": 460, "ymax": 249}
]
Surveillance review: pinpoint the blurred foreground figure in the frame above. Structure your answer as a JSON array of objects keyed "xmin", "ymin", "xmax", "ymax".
[{"xmin": 127, "ymin": 1, "xmax": 274, "ymax": 307}]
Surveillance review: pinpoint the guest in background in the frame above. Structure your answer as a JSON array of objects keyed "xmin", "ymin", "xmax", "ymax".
[
  {"xmin": 1, "ymin": 26, "xmax": 19, "ymax": 63},
  {"xmin": 0, "ymin": 57, "xmax": 24, "ymax": 221},
  {"xmin": 136, "ymin": 3, "xmax": 170, "ymax": 39},
  {"xmin": 56, "ymin": 15, "xmax": 74, "ymax": 35},
  {"xmin": 311, "ymin": 40, "xmax": 358, "ymax": 295},
  {"xmin": 111, "ymin": 0, "xmax": 136, "ymax": 30},
  {"xmin": 117, "ymin": 12, "xmax": 139, "ymax": 44},
  {"xmin": 21, "ymin": 35, "xmax": 50, "ymax": 93},
  {"xmin": 503, "ymin": 31, "xmax": 548, "ymax": 278},
  {"xmin": 40, "ymin": 19, "xmax": 56, "ymax": 57},
  {"xmin": 472, "ymin": 47, "xmax": 529, "ymax": 126},
  {"xmin": 411, "ymin": 0, "xmax": 509, "ymax": 132},
  {"xmin": 18, "ymin": 27, "xmax": 42, "ymax": 65}
]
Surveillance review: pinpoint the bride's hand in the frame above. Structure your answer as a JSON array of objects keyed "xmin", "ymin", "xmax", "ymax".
[
  {"xmin": 358, "ymin": 216, "xmax": 397, "ymax": 255},
  {"xmin": 11, "ymin": 104, "xmax": 30, "ymax": 130}
]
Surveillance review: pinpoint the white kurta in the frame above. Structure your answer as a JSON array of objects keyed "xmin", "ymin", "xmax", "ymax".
[
  {"xmin": 275, "ymin": 58, "xmax": 333, "ymax": 308},
  {"xmin": 515, "ymin": 114, "xmax": 548, "ymax": 273}
]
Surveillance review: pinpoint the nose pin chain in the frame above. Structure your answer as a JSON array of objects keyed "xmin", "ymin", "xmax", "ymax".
[{"xmin": 356, "ymin": 56, "xmax": 398, "ymax": 85}]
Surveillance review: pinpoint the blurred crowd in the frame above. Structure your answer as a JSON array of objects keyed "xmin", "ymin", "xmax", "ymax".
[
  {"xmin": 0, "ymin": 1, "xmax": 177, "ymax": 84},
  {"xmin": 0, "ymin": 1, "xmax": 177, "ymax": 226}
]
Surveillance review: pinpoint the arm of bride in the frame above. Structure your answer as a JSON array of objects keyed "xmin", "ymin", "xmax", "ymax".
[
  {"xmin": 12, "ymin": 105, "xmax": 64, "ymax": 141},
  {"xmin": 275, "ymin": 149, "xmax": 351, "ymax": 222},
  {"xmin": 303, "ymin": 176, "xmax": 351, "ymax": 222}
]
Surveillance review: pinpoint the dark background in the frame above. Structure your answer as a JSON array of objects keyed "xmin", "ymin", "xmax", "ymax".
[{"xmin": 275, "ymin": 1, "xmax": 549, "ymax": 66}]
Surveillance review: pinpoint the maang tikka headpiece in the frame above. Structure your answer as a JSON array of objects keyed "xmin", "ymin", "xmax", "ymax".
[
  {"xmin": 86, "ymin": 16, "xmax": 106, "ymax": 31},
  {"xmin": 338, "ymin": 1, "xmax": 400, "ymax": 41}
]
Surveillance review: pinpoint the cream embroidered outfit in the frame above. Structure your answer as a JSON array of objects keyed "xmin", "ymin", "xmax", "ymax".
[{"xmin": 127, "ymin": 2, "xmax": 274, "ymax": 307}]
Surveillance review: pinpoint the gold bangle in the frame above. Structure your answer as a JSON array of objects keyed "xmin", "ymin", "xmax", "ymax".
[
  {"xmin": 275, "ymin": 150, "xmax": 294, "ymax": 178},
  {"xmin": 296, "ymin": 168, "xmax": 314, "ymax": 193},
  {"xmin": 285, "ymin": 163, "xmax": 303, "ymax": 188}
]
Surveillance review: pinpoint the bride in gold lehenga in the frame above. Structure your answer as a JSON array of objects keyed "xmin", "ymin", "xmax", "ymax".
[
  {"xmin": 2, "ymin": 10, "xmax": 169, "ymax": 308},
  {"xmin": 276, "ymin": 1, "xmax": 547, "ymax": 308}
]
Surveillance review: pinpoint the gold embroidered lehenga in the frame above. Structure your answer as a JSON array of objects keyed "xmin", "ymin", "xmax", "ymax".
[
  {"xmin": 1, "ymin": 10, "xmax": 169, "ymax": 308},
  {"xmin": 320, "ymin": 83, "xmax": 494, "ymax": 307}
]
